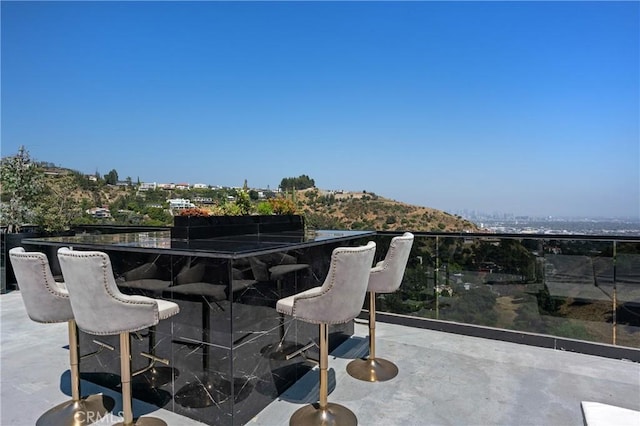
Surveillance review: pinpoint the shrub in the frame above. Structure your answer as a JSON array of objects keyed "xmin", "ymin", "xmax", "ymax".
[
  {"xmin": 257, "ymin": 201, "xmax": 274, "ymax": 215},
  {"xmin": 268, "ymin": 197, "xmax": 297, "ymax": 215}
]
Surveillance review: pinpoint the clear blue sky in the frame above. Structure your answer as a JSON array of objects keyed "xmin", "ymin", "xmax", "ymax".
[{"xmin": 2, "ymin": 1, "xmax": 638, "ymax": 219}]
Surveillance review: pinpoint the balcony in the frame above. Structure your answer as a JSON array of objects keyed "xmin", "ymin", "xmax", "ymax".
[
  {"xmin": 2, "ymin": 289, "xmax": 638, "ymax": 425},
  {"xmin": 1, "ymin": 230, "xmax": 639, "ymax": 424}
]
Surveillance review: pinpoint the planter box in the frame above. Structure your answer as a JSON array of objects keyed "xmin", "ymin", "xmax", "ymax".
[
  {"xmin": 170, "ymin": 214, "xmax": 304, "ymax": 240},
  {"xmin": 1, "ymin": 229, "xmax": 74, "ymax": 293},
  {"xmin": 2, "ymin": 231, "xmax": 40, "ymax": 293}
]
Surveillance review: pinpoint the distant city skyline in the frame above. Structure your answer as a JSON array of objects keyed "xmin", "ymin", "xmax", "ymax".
[{"xmin": 2, "ymin": 1, "xmax": 638, "ymax": 219}]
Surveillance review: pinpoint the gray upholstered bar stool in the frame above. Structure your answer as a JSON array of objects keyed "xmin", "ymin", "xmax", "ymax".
[
  {"xmin": 276, "ymin": 241, "xmax": 376, "ymax": 426},
  {"xmin": 57, "ymin": 248, "xmax": 180, "ymax": 426},
  {"xmin": 9, "ymin": 247, "xmax": 115, "ymax": 426},
  {"xmin": 347, "ymin": 232, "xmax": 414, "ymax": 382}
]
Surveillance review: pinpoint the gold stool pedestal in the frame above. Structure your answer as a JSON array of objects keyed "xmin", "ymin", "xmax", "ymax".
[
  {"xmin": 114, "ymin": 333, "xmax": 168, "ymax": 426},
  {"xmin": 36, "ymin": 395, "xmax": 115, "ymax": 426},
  {"xmin": 347, "ymin": 292, "xmax": 399, "ymax": 382},
  {"xmin": 346, "ymin": 357, "xmax": 398, "ymax": 382},
  {"xmin": 37, "ymin": 320, "xmax": 116, "ymax": 426},
  {"xmin": 289, "ymin": 323, "xmax": 358, "ymax": 426},
  {"xmin": 290, "ymin": 402, "xmax": 357, "ymax": 426}
]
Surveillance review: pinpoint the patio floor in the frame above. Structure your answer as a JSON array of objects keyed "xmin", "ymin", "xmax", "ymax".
[{"xmin": 1, "ymin": 290, "xmax": 638, "ymax": 425}]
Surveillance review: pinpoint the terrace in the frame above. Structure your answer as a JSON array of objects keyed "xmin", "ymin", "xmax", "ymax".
[{"xmin": 1, "ymin": 230, "xmax": 639, "ymax": 424}]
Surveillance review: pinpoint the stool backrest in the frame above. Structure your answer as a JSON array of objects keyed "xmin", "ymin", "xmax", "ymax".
[
  {"xmin": 9, "ymin": 247, "xmax": 73, "ymax": 324},
  {"xmin": 292, "ymin": 241, "xmax": 376, "ymax": 324},
  {"xmin": 57, "ymin": 248, "xmax": 160, "ymax": 335},
  {"xmin": 368, "ymin": 232, "xmax": 414, "ymax": 293},
  {"xmin": 248, "ymin": 256, "xmax": 270, "ymax": 281}
]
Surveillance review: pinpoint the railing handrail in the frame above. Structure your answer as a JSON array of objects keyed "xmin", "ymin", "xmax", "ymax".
[{"xmin": 375, "ymin": 229, "xmax": 640, "ymax": 242}]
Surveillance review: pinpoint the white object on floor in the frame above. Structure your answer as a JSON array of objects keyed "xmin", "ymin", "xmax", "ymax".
[{"xmin": 581, "ymin": 401, "xmax": 640, "ymax": 426}]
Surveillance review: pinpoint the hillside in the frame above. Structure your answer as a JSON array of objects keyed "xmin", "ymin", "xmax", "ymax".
[
  {"xmin": 294, "ymin": 188, "xmax": 479, "ymax": 232},
  {"xmin": 17, "ymin": 166, "xmax": 479, "ymax": 232}
]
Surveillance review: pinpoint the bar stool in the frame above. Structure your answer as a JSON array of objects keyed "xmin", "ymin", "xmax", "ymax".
[
  {"xmin": 167, "ymin": 274, "xmax": 258, "ymax": 408},
  {"xmin": 276, "ymin": 241, "xmax": 376, "ymax": 426},
  {"xmin": 57, "ymin": 248, "xmax": 180, "ymax": 426},
  {"xmin": 347, "ymin": 232, "xmax": 414, "ymax": 382},
  {"xmin": 250, "ymin": 254, "xmax": 311, "ymax": 359},
  {"xmin": 116, "ymin": 258, "xmax": 177, "ymax": 390},
  {"xmin": 8, "ymin": 247, "xmax": 115, "ymax": 426}
]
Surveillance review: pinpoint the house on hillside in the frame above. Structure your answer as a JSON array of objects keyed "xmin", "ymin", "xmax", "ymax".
[
  {"xmin": 86, "ymin": 207, "xmax": 111, "ymax": 218},
  {"xmin": 168, "ymin": 198, "xmax": 195, "ymax": 210},
  {"xmin": 193, "ymin": 197, "xmax": 213, "ymax": 204},
  {"xmin": 139, "ymin": 182, "xmax": 157, "ymax": 191}
]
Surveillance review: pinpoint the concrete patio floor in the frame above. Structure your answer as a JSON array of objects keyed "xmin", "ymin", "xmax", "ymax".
[{"xmin": 2, "ymin": 290, "xmax": 639, "ymax": 425}]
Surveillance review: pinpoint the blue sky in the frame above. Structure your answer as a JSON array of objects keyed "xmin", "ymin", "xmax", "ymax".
[{"xmin": 2, "ymin": 1, "xmax": 638, "ymax": 218}]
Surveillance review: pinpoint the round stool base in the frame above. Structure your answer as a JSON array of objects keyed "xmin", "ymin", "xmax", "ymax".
[
  {"xmin": 174, "ymin": 379, "xmax": 222, "ymax": 408},
  {"xmin": 114, "ymin": 416, "xmax": 167, "ymax": 426},
  {"xmin": 132, "ymin": 366, "xmax": 179, "ymax": 388},
  {"xmin": 346, "ymin": 357, "xmax": 398, "ymax": 382},
  {"xmin": 290, "ymin": 402, "xmax": 357, "ymax": 426},
  {"xmin": 36, "ymin": 394, "xmax": 115, "ymax": 426}
]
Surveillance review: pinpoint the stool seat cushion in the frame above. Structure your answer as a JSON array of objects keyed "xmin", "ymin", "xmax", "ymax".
[
  {"xmin": 176, "ymin": 262, "xmax": 205, "ymax": 284},
  {"xmin": 122, "ymin": 262, "xmax": 158, "ymax": 281},
  {"xmin": 117, "ymin": 279, "xmax": 172, "ymax": 292},
  {"xmin": 167, "ymin": 280, "xmax": 258, "ymax": 300},
  {"xmin": 167, "ymin": 282, "xmax": 227, "ymax": 300},
  {"xmin": 276, "ymin": 286, "xmax": 323, "ymax": 316},
  {"xmin": 157, "ymin": 299, "xmax": 181, "ymax": 320},
  {"xmin": 249, "ymin": 255, "xmax": 309, "ymax": 282},
  {"xmin": 9, "ymin": 247, "xmax": 74, "ymax": 324},
  {"xmin": 232, "ymin": 279, "xmax": 259, "ymax": 293}
]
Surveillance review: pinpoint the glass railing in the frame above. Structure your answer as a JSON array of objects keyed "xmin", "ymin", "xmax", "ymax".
[
  {"xmin": 10, "ymin": 225, "xmax": 639, "ymax": 353},
  {"xmin": 370, "ymin": 232, "xmax": 640, "ymax": 350}
]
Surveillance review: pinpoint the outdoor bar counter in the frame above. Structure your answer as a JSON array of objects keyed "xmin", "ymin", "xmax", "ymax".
[{"xmin": 23, "ymin": 223, "xmax": 374, "ymax": 425}]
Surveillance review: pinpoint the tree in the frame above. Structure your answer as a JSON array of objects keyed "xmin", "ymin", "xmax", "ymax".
[
  {"xmin": 34, "ymin": 173, "xmax": 83, "ymax": 232},
  {"xmin": 305, "ymin": 212, "xmax": 343, "ymax": 230},
  {"xmin": 105, "ymin": 169, "xmax": 119, "ymax": 185},
  {"xmin": 232, "ymin": 188, "xmax": 252, "ymax": 215},
  {"xmin": 0, "ymin": 146, "xmax": 45, "ymax": 232},
  {"xmin": 279, "ymin": 175, "xmax": 315, "ymax": 191},
  {"xmin": 144, "ymin": 207, "xmax": 172, "ymax": 225}
]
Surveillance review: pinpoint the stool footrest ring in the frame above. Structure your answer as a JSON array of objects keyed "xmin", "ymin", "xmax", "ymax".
[
  {"xmin": 80, "ymin": 339, "xmax": 115, "ymax": 360},
  {"xmin": 132, "ymin": 352, "xmax": 170, "ymax": 378},
  {"xmin": 285, "ymin": 341, "xmax": 317, "ymax": 361}
]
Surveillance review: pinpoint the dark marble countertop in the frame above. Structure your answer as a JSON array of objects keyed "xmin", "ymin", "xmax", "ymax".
[{"xmin": 23, "ymin": 229, "xmax": 376, "ymax": 259}]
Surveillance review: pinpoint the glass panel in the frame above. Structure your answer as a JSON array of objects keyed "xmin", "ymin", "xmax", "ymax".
[
  {"xmin": 377, "ymin": 234, "xmax": 639, "ymax": 349},
  {"xmin": 615, "ymin": 242, "xmax": 640, "ymax": 347}
]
